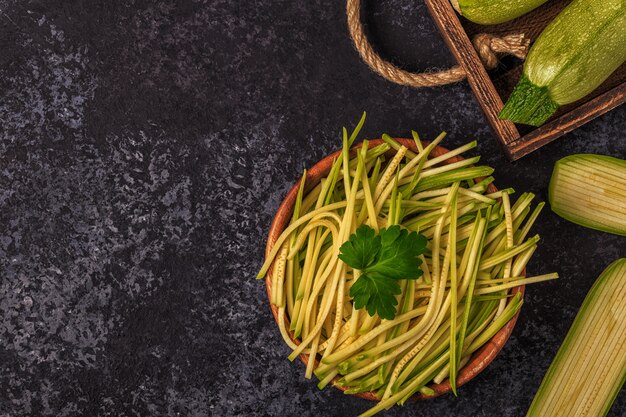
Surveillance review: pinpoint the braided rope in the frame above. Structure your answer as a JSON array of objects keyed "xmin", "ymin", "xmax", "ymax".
[{"xmin": 346, "ymin": 0, "xmax": 530, "ymax": 87}]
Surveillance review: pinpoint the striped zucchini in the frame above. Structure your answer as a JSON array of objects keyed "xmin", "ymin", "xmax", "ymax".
[
  {"xmin": 500, "ymin": 0, "xmax": 626, "ymax": 126},
  {"xmin": 526, "ymin": 259, "xmax": 626, "ymax": 417},
  {"xmin": 450, "ymin": 0, "xmax": 549, "ymax": 25},
  {"xmin": 549, "ymin": 154, "xmax": 626, "ymax": 236}
]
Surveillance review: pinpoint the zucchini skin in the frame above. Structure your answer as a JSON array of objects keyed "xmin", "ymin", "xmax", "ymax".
[
  {"xmin": 526, "ymin": 259, "xmax": 626, "ymax": 417},
  {"xmin": 452, "ymin": 0, "xmax": 549, "ymax": 25},
  {"xmin": 500, "ymin": 0, "xmax": 626, "ymax": 126},
  {"xmin": 548, "ymin": 154, "xmax": 626, "ymax": 236}
]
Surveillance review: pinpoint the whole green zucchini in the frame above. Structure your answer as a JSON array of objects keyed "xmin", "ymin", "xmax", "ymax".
[
  {"xmin": 500, "ymin": 0, "xmax": 626, "ymax": 126},
  {"xmin": 451, "ymin": 0, "xmax": 549, "ymax": 25}
]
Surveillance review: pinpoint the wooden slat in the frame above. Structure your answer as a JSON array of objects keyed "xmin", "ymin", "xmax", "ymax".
[
  {"xmin": 424, "ymin": 0, "xmax": 521, "ymax": 146},
  {"xmin": 507, "ymin": 83, "xmax": 626, "ymax": 160}
]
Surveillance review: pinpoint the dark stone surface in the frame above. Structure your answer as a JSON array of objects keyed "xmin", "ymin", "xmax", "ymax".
[{"xmin": 0, "ymin": 0, "xmax": 624, "ymax": 416}]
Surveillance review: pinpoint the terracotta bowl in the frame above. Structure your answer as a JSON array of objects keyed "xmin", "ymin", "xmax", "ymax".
[{"xmin": 264, "ymin": 139, "xmax": 524, "ymax": 400}]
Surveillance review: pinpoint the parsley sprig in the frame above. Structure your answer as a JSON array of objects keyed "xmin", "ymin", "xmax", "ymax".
[{"xmin": 339, "ymin": 225, "xmax": 427, "ymax": 320}]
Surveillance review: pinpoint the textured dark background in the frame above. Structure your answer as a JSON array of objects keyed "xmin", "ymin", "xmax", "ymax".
[{"xmin": 0, "ymin": 0, "xmax": 624, "ymax": 416}]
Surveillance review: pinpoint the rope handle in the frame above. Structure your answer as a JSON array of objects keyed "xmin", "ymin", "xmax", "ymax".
[{"xmin": 346, "ymin": 0, "xmax": 530, "ymax": 88}]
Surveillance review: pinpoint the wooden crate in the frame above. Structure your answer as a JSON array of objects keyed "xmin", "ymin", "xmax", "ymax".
[{"xmin": 424, "ymin": 0, "xmax": 626, "ymax": 160}]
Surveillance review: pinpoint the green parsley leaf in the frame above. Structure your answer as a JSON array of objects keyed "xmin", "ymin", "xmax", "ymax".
[
  {"xmin": 350, "ymin": 273, "xmax": 401, "ymax": 320},
  {"xmin": 340, "ymin": 225, "xmax": 427, "ymax": 320},
  {"xmin": 368, "ymin": 226, "xmax": 427, "ymax": 279},
  {"xmin": 338, "ymin": 225, "xmax": 381, "ymax": 270}
]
